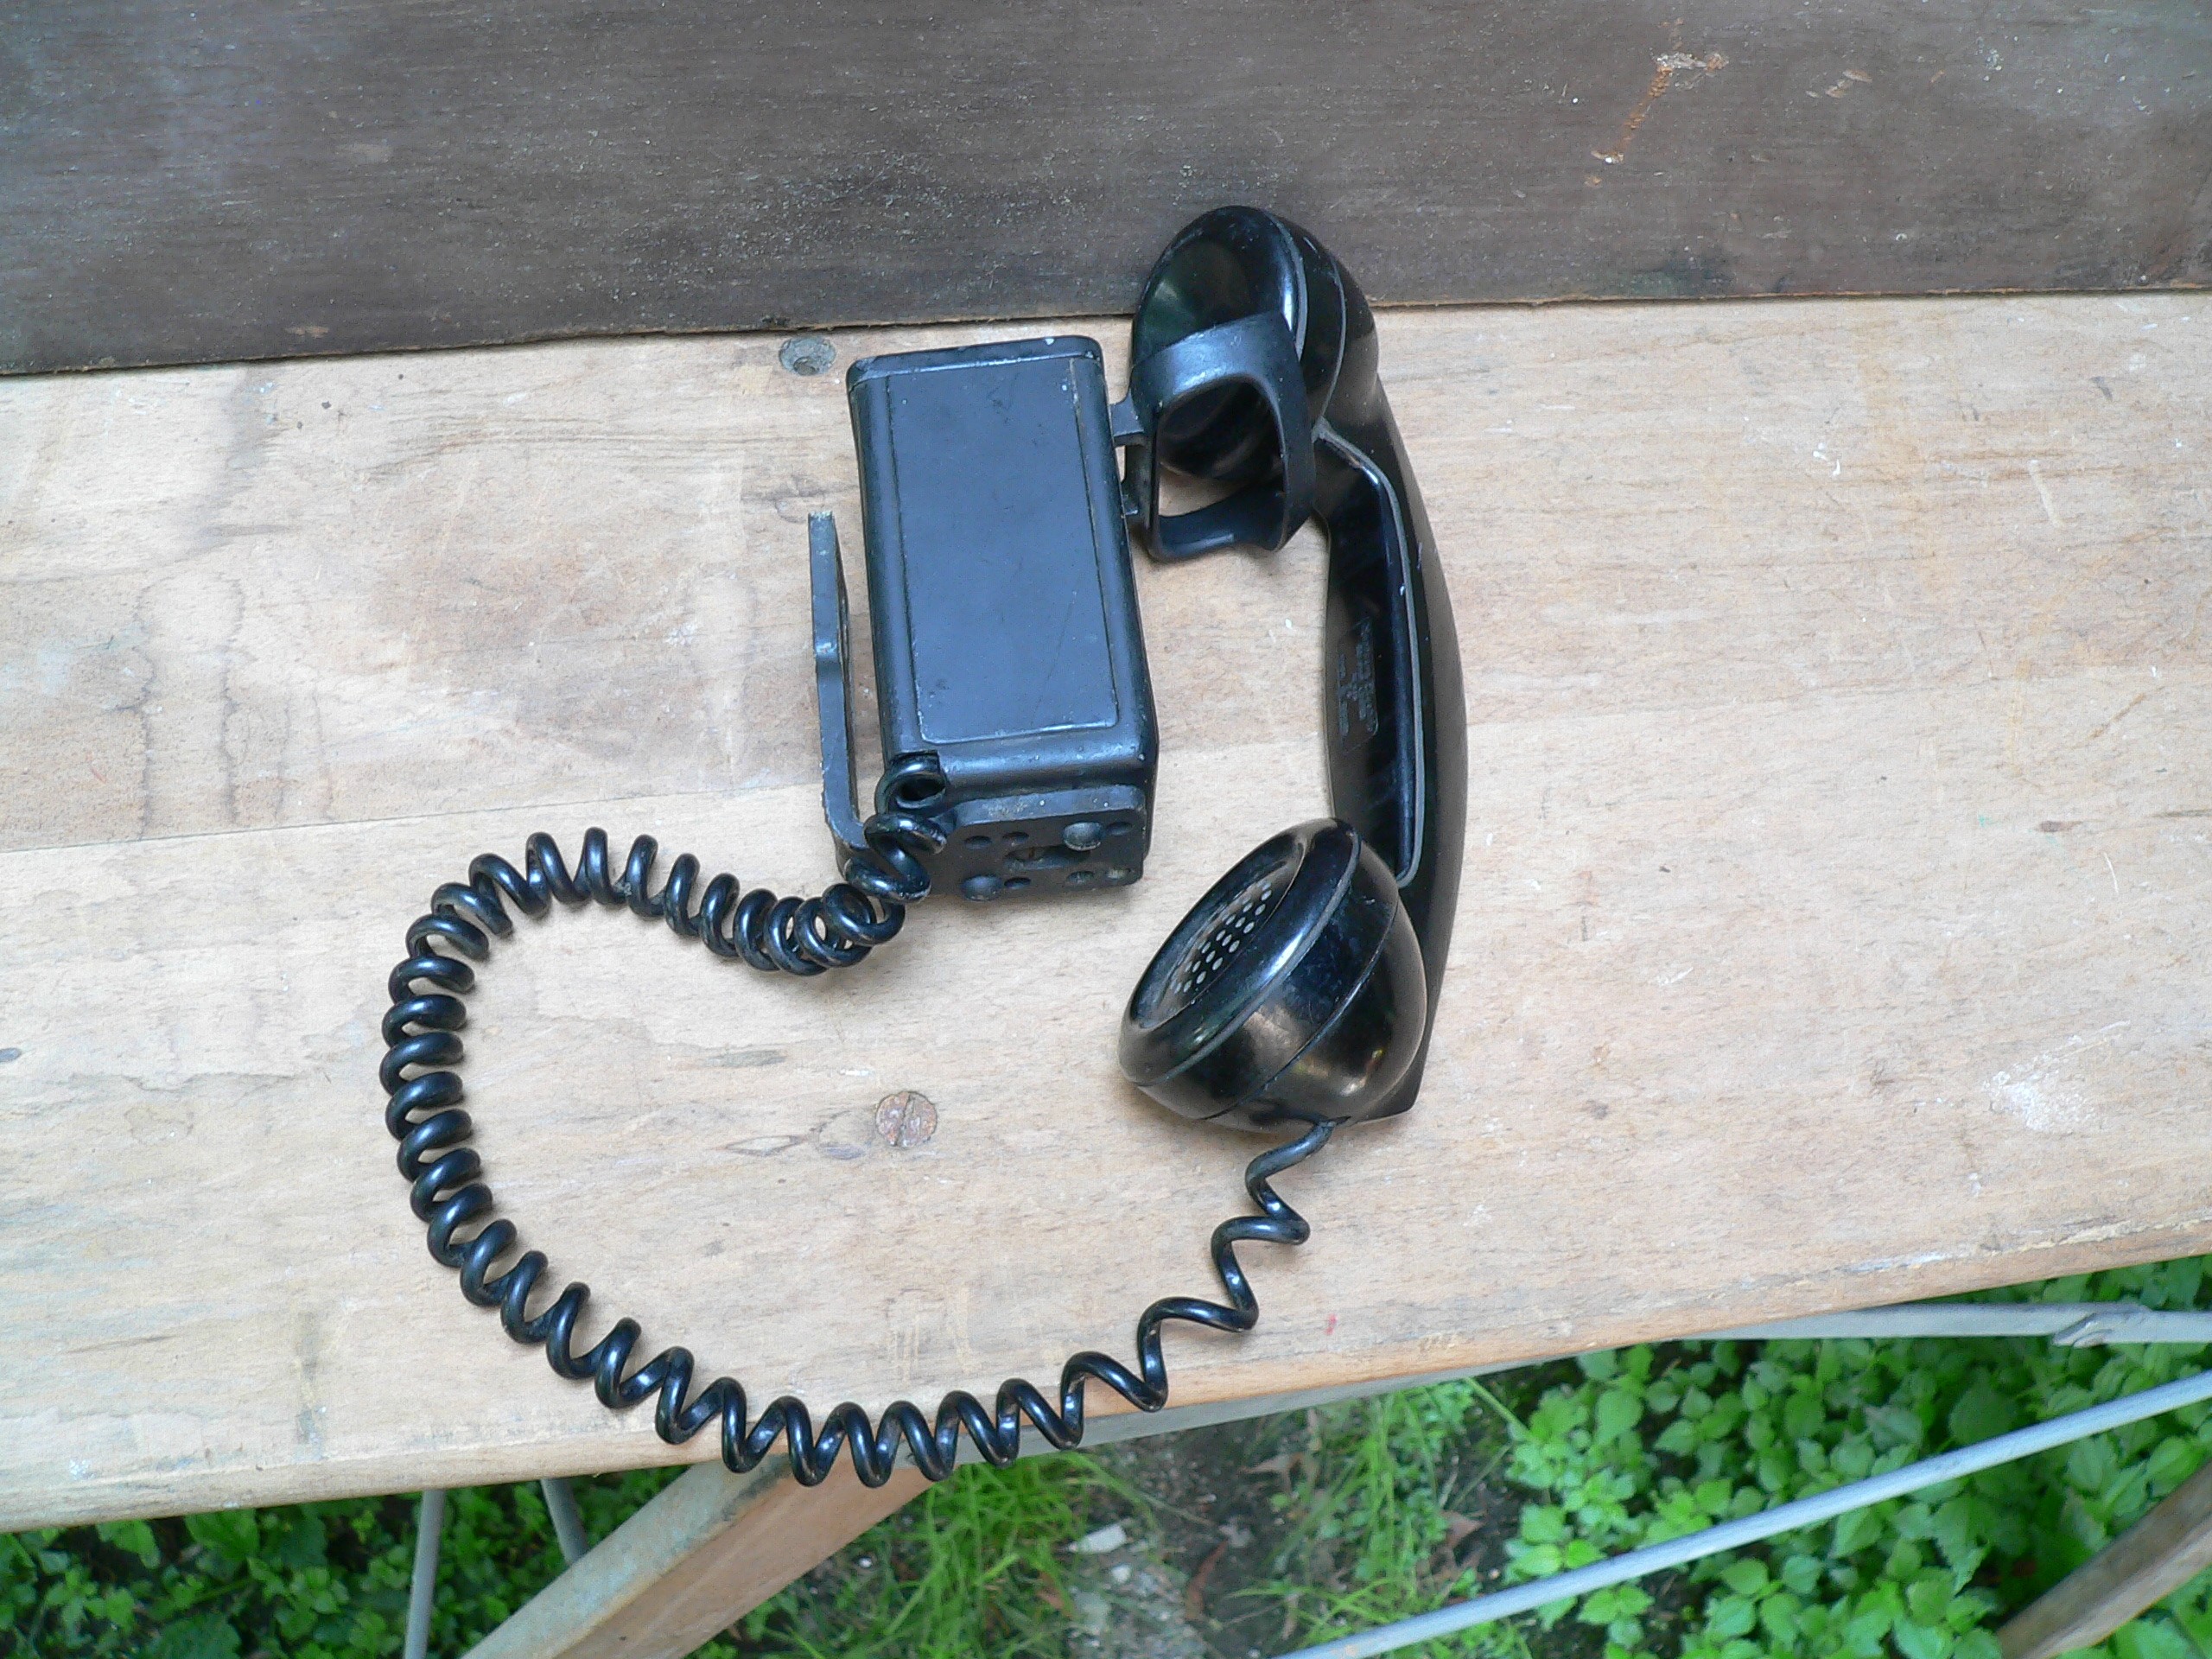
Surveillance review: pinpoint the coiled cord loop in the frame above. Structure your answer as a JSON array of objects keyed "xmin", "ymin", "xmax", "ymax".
[{"xmin": 380, "ymin": 817, "xmax": 1336, "ymax": 1488}]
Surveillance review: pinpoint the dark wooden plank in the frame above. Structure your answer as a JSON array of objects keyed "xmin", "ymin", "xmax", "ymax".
[{"xmin": 4, "ymin": 0, "xmax": 2209, "ymax": 373}]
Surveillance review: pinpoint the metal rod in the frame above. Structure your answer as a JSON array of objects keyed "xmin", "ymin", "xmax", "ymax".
[
  {"xmin": 404, "ymin": 1488, "xmax": 447, "ymax": 1659},
  {"xmin": 1274, "ymin": 1366, "xmax": 2212, "ymax": 1659},
  {"xmin": 1706, "ymin": 1301, "xmax": 2212, "ymax": 1348},
  {"xmin": 541, "ymin": 1477, "xmax": 589, "ymax": 1567}
]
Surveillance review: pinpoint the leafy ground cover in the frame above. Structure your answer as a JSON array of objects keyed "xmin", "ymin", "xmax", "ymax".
[
  {"xmin": 1260, "ymin": 1257, "xmax": 2212, "ymax": 1659},
  {"xmin": 8, "ymin": 1255, "xmax": 2211, "ymax": 1658}
]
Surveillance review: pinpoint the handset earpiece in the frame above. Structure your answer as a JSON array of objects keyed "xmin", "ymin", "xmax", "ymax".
[{"xmin": 1119, "ymin": 207, "xmax": 1466, "ymax": 1131}]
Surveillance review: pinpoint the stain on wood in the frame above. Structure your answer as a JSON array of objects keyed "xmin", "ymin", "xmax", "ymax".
[{"xmin": 3, "ymin": 0, "xmax": 2209, "ymax": 373}]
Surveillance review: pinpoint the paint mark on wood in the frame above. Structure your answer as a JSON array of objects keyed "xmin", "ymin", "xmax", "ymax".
[
  {"xmin": 1986, "ymin": 1027, "xmax": 2131, "ymax": 1135},
  {"xmin": 1593, "ymin": 48, "xmax": 1728, "ymax": 165},
  {"xmin": 2082, "ymin": 691, "xmax": 2150, "ymax": 746}
]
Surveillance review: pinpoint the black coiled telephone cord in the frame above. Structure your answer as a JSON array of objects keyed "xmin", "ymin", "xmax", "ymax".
[{"xmin": 379, "ymin": 790, "xmax": 1338, "ymax": 1489}]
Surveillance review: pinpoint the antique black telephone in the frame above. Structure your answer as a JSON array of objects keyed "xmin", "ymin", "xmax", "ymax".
[{"xmin": 379, "ymin": 207, "xmax": 1466, "ymax": 1487}]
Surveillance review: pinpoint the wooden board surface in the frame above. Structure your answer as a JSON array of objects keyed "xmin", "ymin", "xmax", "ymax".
[
  {"xmin": 2000, "ymin": 1459, "xmax": 2212, "ymax": 1659},
  {"xmin": 5, "ymin": 0, "xmax": 2211, "ymax": 374},
  {"xmin": 3, "ymin": 296, "xmax": 2210, "ymax": 1530}
]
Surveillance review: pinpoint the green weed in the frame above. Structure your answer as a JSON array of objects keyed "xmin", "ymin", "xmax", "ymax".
[
  {"xmin": 1251, "ymin": 1382, "xmax": 1525, "ymax": 1655},
  {"xmin": 0, "ymin": 1454, "xmax": 1103, "ymax": 1658},
  {"xmin": 0, "ymin": 1476, "xmax": 692, "ymax": 1659},
  {"xmin": 1254, "ymin": 1256, "xmax": 2212, "ymax": 1659},
  {"xmin": 732, "ymin": 1453, "xmax": 1103, "ymax": 1657}
]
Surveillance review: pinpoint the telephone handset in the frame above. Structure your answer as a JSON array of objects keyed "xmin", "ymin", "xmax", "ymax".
[
  {"xmin": 1116, "ymin": 207, "xmax": 1465, "ymax": 1131},
  {"xmin": 379, "ymin": 207, "xmax": 1467, "ymax": 1486}
]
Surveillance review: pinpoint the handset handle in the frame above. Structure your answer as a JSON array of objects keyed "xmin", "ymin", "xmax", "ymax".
[
  {"xmin": 1309, "ymin": 353, "xmax": 1465, "ymax": 1122},
  {"xmin": 1313, "ymin": 393, "xmax": 1465, "ymax": 990}
]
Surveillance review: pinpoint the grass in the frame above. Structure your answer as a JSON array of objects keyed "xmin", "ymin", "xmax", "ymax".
[
  {"xmin": 9, "ymin": 1255, "xmax": 2212, "ymax": 1657},
  {"xmin": 728, "ymin": 1456, "xmax": 1106, "ymax": 1656}
]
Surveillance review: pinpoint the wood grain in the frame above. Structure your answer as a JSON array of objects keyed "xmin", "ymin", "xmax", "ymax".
[
  {"xmin": 3, "ymin": 296, "xmax": 2210, "ymax": 1530},
  {"xmin": 1999, "ymin": 1459, "xmax": 2212, "ymax": 1659},
  {"xmin": 4, "ymin": 0, "xmax": 2210, "ymax": 372},
  {"xmin": 461, "ymin": 1460, "xmax": 931, "ymax": 1659}
]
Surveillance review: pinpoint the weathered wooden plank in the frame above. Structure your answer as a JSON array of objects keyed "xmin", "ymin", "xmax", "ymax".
[
  {"xmin": 1999, "ymin": 1459, "xmax": 2212, "ymax": 1659},
  {"xmin": 3, "ymin": 1, "xmax": 2209, "ymax": 373},
  {"xmin": 461, "ymin": 1459, "xmax": 930, "ymax": 1659},
  {"xmin": 3, "ymin": 296, "xmax": 2210, "ymax": 1532}
]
